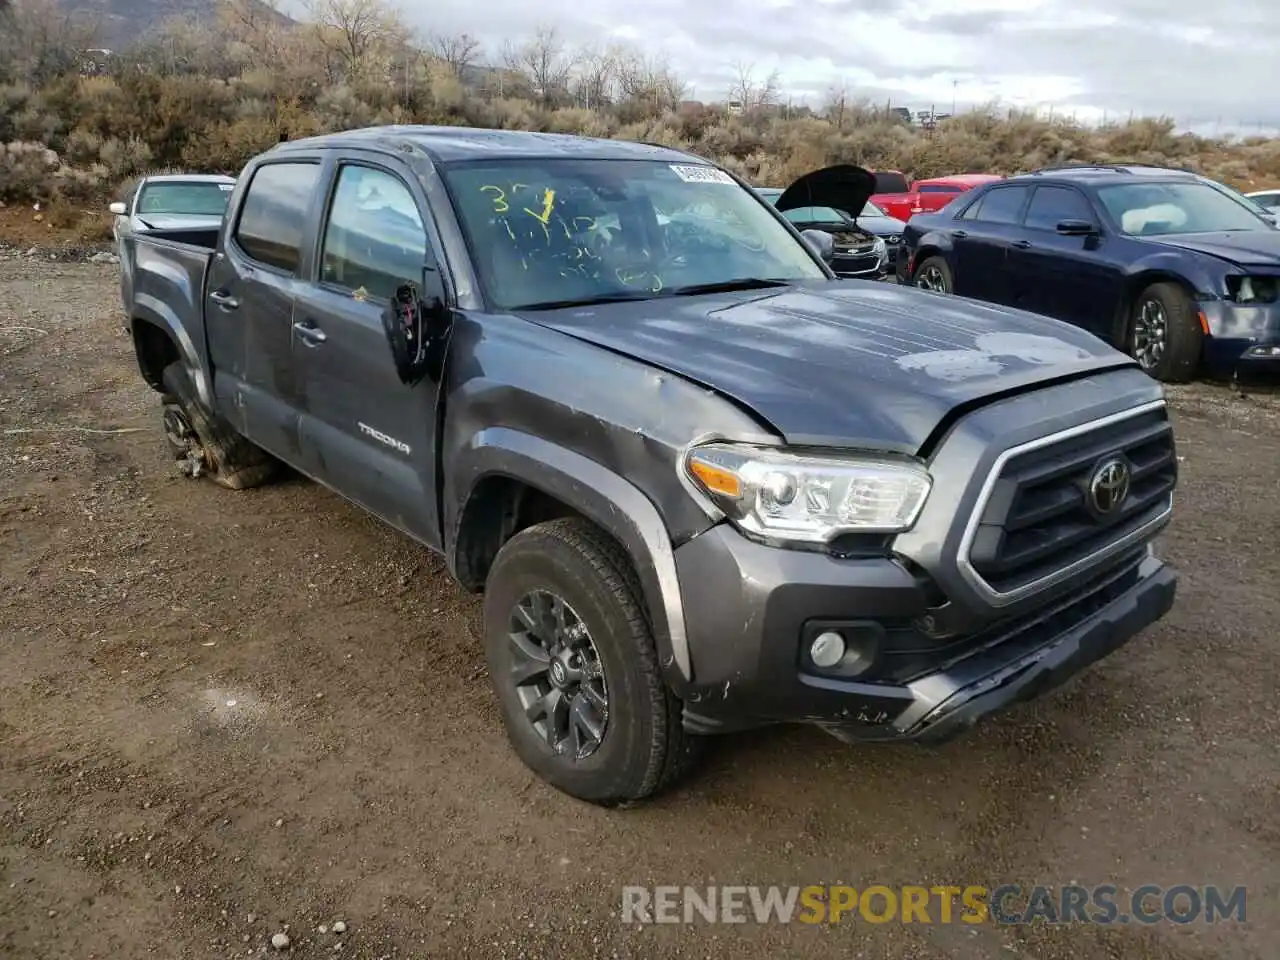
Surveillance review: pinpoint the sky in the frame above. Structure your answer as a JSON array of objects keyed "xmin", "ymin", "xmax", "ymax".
[{"xmin": 294, "ymin": 0, "xmax": 1280, "ymax": 136}]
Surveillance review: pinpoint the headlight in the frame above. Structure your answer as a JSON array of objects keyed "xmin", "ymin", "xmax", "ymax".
[
  {"xmin": 684, "ymin": 442, "xmax": 932, "ymax": 542},
  {"xmin": 1227, "ymin": 275, "xmax": 1278, "ymax": 304},
  {"xmin": 873, "ymin": 237, "xmax": 887, "ymax": 256}
]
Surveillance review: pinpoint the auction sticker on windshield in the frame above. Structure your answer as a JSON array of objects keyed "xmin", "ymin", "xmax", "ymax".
[{"xmin": 670, "ymin": 165, "xmax": 736, "ymax": 185}]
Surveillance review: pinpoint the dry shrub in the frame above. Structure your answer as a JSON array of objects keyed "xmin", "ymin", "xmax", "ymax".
[{"xmin": 3, "ymin": 24, "xmax": 1278, "ymax": 207}]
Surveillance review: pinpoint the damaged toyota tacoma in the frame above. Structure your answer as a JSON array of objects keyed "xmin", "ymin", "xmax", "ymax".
[{"xmin": 125, "ymin": 126, "xmax": 1179, "ymax": 805}]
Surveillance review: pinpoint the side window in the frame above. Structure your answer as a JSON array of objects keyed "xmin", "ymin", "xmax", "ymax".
[
  {"xmin": 918, "ymin": 184, "xmax": 959, "ymax": 194},
  {"xmin": 1023, "ymin": 186, "xmax": 1094, "ymax": 230},
  {"xmin": 320, "ymin": 165, "xmax": 428, "ymax": 301},
  {"xmin": 234, "ymin": 162, "xmax": 321, "ymax": 272},
  {"xmin": 971, "ymin": 186, "xmax": 1030, "ymax": 225},
  {"xmin": 959, "ymin": 195, "xmax": 985, "ymax": 220}
]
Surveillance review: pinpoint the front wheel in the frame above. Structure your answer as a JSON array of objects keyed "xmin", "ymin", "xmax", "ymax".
[
  {"xmin": 1127, "ymin": 282, "xmax": 1202, "ymax": 382},
  {"xmin": 913, "ymin": 255, "xmax": 953, "ymax": 294},
  {"xmin": 482, "ymin": 518, "xmax": 701, "ymax": 805}
]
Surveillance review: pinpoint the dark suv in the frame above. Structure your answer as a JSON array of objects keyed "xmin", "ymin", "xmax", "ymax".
[
  {"xmin": 120, "ymin": 128, "xmax": 1178, "ymax": 805},
  {"xmin": 897, "ymin": 164, "xmax": 1280, "ymax": 383}
]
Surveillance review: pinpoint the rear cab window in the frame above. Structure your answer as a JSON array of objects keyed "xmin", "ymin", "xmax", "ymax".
[
  {"xmin": 873, "ymin": 172, "xmax": 910, "ymax": 194},
  {"xmin": 233, "ymin": 161, "xmax": 323, "ymax": 273}
]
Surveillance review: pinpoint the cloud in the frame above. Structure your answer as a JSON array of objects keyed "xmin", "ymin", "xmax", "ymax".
[{"xmin": 298, "ymin": 0, "xmax": 1280, "ymax": 133}]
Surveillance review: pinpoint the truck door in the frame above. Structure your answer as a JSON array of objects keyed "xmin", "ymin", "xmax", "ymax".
[
  {"xmin": 290, "ymin": 157, "xmax": 446, "ymax": 549},
  {"xmin": 204, "ymin": 158, "xmax": 324, "ymax": 462}
]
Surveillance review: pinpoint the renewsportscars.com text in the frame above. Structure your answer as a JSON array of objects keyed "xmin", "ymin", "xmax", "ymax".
[{"xmin": 621, "ymin": 884, "xmax": 1247, "ymax": 926}]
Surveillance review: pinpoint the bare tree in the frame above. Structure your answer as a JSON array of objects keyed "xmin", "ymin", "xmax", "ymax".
[
  {"xmin": 615, "ymin": 47, "xmax": 685, "ymax": 113},
  {"xmin": 572, "ymin": 44, "xmax": 617, "ymax": 109},
  {"xmin": 502, "ymin": 25, "xmax": 577, "ymax": 107},
  {"xmin": 305, "ymin": 0, "xmax": 408, "ymax": 79},
  {"xmin": 427, "ymin": 31, "xmax": 480, "ymax": 79},
  {"xmin": 728, "ymin": 60, "xmax": 781, "ymax": 113},
  {"xmin": 825, "ymin": 80, "xmax": 849, "ymax": 128}
]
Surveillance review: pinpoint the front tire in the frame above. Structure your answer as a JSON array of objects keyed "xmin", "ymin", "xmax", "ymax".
[
  {"xmin": 1127, "ymin": 282, "xmax": 1202, "ymax": 382},
  {"xmin": 482, "ymin": 518, "xmax": 700, "ymax": 805},
  {"xmin": 913, "ymin": 255, "xmax": 953, "ymax": 294}
]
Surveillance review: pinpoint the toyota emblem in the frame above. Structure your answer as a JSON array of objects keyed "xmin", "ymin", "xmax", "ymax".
[{"xmin": 1088, "ymin": 457, "xmax": 1131, "ymax": 515}]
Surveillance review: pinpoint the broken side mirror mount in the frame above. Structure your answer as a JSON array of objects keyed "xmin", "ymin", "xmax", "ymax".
[
  {"xmin": 800, "ymin": 229, "xmax": 836, "ymax": 264},
  {"xmin": 381, "ymin": 266, "xmax": 452, "ymax": 387},
  {"xmin": 1056, "ymin": 218, "xmax": 1098, "ymax": 236}
]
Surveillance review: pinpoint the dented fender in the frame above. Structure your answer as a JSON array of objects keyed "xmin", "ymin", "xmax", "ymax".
[{"xmin": 448, "ymin": 427, "xmax": 696, "ymax": 687}]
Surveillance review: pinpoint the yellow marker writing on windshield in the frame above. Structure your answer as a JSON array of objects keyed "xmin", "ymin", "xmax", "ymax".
[
  {"xmin": 524, "ymin": 188, "xmax": 556, "ymax": 225},
  {"xmin": 481, "ymin": 185, "xmax": 508, "ymax": 213}
]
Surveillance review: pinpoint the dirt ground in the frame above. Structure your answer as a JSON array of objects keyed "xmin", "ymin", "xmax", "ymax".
[{"xmin": 1, "ymin": 258, "xmax": 1277, "ymax": 960}]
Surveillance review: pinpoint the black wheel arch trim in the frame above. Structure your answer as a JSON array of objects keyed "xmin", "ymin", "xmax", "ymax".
[{"xmin": 448, "ymin": 427, "xmax": 694, "ymax": 688}]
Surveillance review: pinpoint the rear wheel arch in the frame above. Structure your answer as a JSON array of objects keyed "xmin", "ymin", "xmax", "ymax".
[{"xmin": 131, "ymin": 318, "xmax": 182, "ymax": 394}]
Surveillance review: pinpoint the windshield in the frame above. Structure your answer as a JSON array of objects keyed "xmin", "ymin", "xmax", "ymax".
[
  {"xmin": 1096, "ymin": 181, "xmax": 1269, "ymax": 235},
  {"xmin": 782, "ymin": 206, "xmax": 851, "ymax": 225},
  {"xmin": 136, "ymin": 182, "xmax": 233, "ymax": 216},
  {"xmin": 442, "ymin": 159, "xmax": 826, "ymax": 310}
]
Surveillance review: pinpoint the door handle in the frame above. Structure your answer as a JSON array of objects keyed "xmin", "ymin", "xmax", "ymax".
[
  {"xmin": 1011, "ymin": 240, "xmax": 1032, "ymax": 249},
  {"xmin": 953, "ymin": 230, "xmax": 968, "ymax": 239},
  {"xmin": 210, "ymin": 290, "xmax": 239, "ymax": 310},
  {"xmin": 293, "ymin": 320, "xmax": 327, "ymax": 345}
]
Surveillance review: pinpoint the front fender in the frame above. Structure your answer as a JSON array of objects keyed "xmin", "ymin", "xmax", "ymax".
[
  {"xmin": 1123, "ymin": 251, "xmax": 1225, "ymax": 300},
  {"xmin": 449, "ymin": 427, "xmax": 694, "ymax": 690}
]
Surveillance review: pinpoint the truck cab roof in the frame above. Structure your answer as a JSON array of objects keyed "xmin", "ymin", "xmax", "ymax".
[{"xmin": 268, "ymin": 125, "xmax": 704, "ymax": 165}]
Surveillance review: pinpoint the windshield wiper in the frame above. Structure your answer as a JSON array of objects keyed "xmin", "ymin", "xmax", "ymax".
[
  {"xmin": 659, "ymin": 277, "xmax": 792, "ymax": 297},
  {"xmin": 515, "ymin": 292, "xmax": 660, "ymax": 311},
  {"xmin": 514, "ymin": 278, "xmax": 794, "ymax": 311}
]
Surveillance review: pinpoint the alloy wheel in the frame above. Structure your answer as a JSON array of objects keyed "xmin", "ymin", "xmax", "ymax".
[
  {"xmin": 916, "ymin": 265, "xmax": 949, "ymax": 293},
  {"xmin": 506, "ymin": 589, "xmax": 609, "ymax": 761},
  {"xmin": 1133, "ymin": 298, "xmax": 1168, "ymax": 371}
]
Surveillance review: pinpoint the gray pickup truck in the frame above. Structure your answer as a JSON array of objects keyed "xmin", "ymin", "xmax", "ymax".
[{"xmin": 123, "ymin": 126, "xmax": 1179, "ymax": 805}]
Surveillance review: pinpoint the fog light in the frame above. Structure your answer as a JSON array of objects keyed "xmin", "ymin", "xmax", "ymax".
[{"xmin": 810, "ymin": 631, "xmax": 846, "ymax": 668}]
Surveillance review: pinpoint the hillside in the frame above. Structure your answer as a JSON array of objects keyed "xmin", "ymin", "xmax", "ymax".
[{"xmin": 58, "ymin": 0, "xmax": 293, "ymax": 51}]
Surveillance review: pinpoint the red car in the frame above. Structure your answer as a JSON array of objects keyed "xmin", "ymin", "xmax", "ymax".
[{"xmin": 871, "ymin": 173, "xmax": 1003, "ymax": 222}]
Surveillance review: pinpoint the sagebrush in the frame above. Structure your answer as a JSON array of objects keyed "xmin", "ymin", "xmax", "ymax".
[{"xmin": 2, "ymin": 0, "xmax": 1279, "ymax": 211}]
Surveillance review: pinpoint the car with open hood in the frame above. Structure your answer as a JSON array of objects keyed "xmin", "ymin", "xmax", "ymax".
[
  {"xmin": 897, "ymin": 163, "xmax": 1280, "ymax": 382},
  {"xmin": 755, "ymin": 164, "xmax": 894, "ymax": 277},
  {"xmin": 117, "ymin": 127, "xmax": 1178, "ymax": 807}
]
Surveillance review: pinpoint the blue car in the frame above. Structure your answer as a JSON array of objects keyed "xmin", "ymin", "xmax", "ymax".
[{"xmin": 895, "ymin": 164, "xmax": 1280, "ymax": 382}]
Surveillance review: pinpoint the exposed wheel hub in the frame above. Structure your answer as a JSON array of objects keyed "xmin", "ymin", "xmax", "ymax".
[
  {"xmin": 163, "ymin": 406, "xmax": 206, "ymax": 478},
  {"xmin": 506, "ymin": 589, "xmax": 609, "ymax": 761}
]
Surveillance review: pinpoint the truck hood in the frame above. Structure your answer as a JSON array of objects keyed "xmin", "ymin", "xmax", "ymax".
[
  {"xmin": 775, "ymin": 165, "xmax": 876, "ymax": 220},
  {"xmin": 516, "ymin": 282, "xmax": 1136, "ymax": 453},
  {"xmin": 1145, "ymin": 230, "xmax": 1280, "ymax": 267}
]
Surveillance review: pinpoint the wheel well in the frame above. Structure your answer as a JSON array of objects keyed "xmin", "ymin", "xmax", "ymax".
[
  {"xmin": 911, "ymin": 245, "xmax": 942, "ymax": 276},
  {"xmin": 1111, "ymin": 272, "xmax": 1199, "ymax": 348},
  {"xmin": 453, "ymin": 476, "xmax": 597, "ymax": 592},
  {"xmin": 132, "ymin": 320, "xmax": 181, "ymax": 393}
]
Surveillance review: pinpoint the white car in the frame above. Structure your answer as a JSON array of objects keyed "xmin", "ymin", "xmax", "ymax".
[
  {"xmin": 1245, "ymin": 189, "xmax": 1280, "ymax": 213},
  {"xmin": 110, "ymin": 173, "xmax": 237, "ymax": 244}
]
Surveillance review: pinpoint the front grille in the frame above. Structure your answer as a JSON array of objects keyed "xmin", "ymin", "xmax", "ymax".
[
  {"xmin": 832, "ymin": 252, "xmax": 881, "ymax": 274},
  {"xmin": 962, "ymin": 403, "xmax": 1176, "ymax": 598}
]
